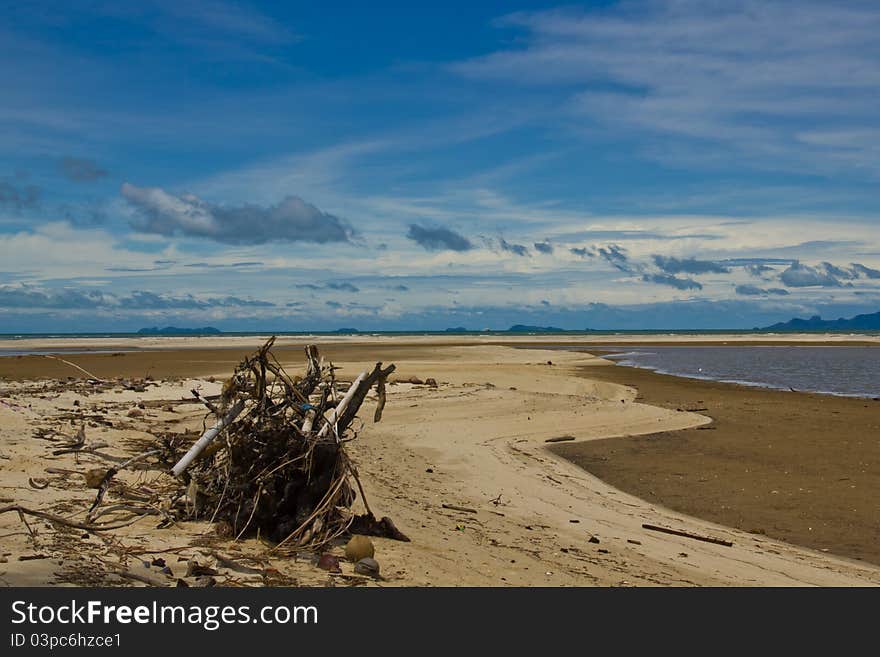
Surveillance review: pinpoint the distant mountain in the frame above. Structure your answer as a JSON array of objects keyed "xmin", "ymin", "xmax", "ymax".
[
  {"xmin": 507, "ymin": 324, "xmax": 567, "ymax": 333},
  {"xmin": 760, "ymin": 310, "xmax": 880, "ymax": 331},
  {"xmin": 137, "ymin": 326, "xmax": 222, "ymax": 335}
]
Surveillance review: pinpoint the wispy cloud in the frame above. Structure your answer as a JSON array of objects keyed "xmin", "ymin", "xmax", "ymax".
[
  {"xmin": 642, "ymin": 272, "xmax": 702, "ymax": 290},
  {"xmin": 735, "ymin": 284, "xmax": 789, "ymax": 296},
  {"xmin": 0, "ymin": 284, "xmax": 274, "ymax": 309},
  {"xmin": 59, "ymin": 157, "xmax": 108, "ymax": 183},
  {"xmin": 454, "ymin": 1, "xmax": 880, "ymax": 176},
  {"xmin": 0, "ymin": 178, "xmax": 40, "ymax": 211}
]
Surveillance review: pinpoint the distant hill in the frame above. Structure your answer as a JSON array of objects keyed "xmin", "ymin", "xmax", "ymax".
[
  {"xmin": 444, "ymin": 327, "xmax": 469, "ymax": 332},
  {"xmin": 507, "ymin": 324, "xmax": 567, "ymax": 333},
  {"xmin": 332, "ymin": 328, "xmax": 360, "ymax": 333},
  {"xmin": 137, "ymin": 326, "xmax": 222, "ymax": 335},
  {"xmin": 761, "ymin": 310, "xmax": 880, "ymax": 331}
]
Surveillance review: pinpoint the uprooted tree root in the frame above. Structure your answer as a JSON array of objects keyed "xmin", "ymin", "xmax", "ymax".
[{"xmin": 173, "ymin": 337, "xmax": 408, "ymax": 549}]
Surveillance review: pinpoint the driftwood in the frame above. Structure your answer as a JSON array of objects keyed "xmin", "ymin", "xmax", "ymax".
[
  {"xmin": 171, "ymin": 338, "xmax": 405, "ymax": 550},
  {"xmin": 642, "ymin": 523, "xmax": 734, "ymax": 547}
]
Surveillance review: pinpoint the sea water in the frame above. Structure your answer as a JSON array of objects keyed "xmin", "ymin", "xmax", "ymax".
[{"xmin": 601, "ymin": 345, "xmax": 880, "ymax": 399}]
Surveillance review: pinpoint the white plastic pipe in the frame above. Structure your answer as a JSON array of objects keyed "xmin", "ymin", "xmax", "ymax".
[{"xmin": 172, "ymin": 399, "xmax": 246, "ymax": 477}]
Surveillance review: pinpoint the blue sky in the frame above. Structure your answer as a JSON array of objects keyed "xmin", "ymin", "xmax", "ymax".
[{"xmin": 1, "ymin": 0, "xmax": 879, "ymax": 331}]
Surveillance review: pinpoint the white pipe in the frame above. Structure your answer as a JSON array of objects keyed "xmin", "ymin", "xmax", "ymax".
[{"xmin": 171, "ymin": 399, "xmax": 246, "ymax": 477}]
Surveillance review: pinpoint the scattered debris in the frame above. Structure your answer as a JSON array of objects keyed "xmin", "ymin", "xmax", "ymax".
[
  {"xmin": 170, "ymin": 338, "xmax": 405, "ymax": 550},
  {"xmin": 545, "ymin": 435, "xmax": 575, "ymax": 443},
  {"xmin": 345, "ymin": 535, "xmax": 375, "ymax": 562},
  {"xmin": 441, "ymin": 503, "xmax": 478, "ymax": 514},
  {"xmin": 354, "ymin": 557, "xmax": 380, "ymax": 577},
  {"xmin": 317, "ymin": 553, "xmax": 341, "ymax": 573},
  {"xmin": 642, "ymin": 523, "xmax": 733, "ymax": 547}
]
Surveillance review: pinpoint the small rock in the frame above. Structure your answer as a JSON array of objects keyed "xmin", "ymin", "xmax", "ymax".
[
  {"xmin": 425, "ymin": 467, "xmax": 434, "ymax": 473},
  {"xmin": 317, "ymin": 553, "xmax": 341, "ymax": 573},
  {"xmin": 192, "ymin": 575, "xmax": 216, "ymax": 587},
  {"xmin": 407, "ymin": 376, "xmax": 424, "ymax": 385},
  {"xmin": 345, "ymin": 535, "xmax": 374, "ymax": 562},
  {"xmin": 588, "ymin": 535, "xmax": 600, "ymax": 544},
  {"xmin": 163, "ymin": 405, "xmax": 175, "ymax": 412},
  {"xmin": 136, "ymin": 401, "xmax": 145, "ymax": 409},
  {"xmin": 127, "ymin": 408, "xmax": 143, "ymax": 418},
  {"xmin": 84, "ymin": 468, "xmax": 107, "ymax": 488},
  {"xmin": 354, "ymin": 557, "xmax": 380, "ymax": 577},
  {"xmin": 425, "ymin": 378, "xmax": 438, "ymax": 387},
  {"xmin": 73, "ymin": 400, "xmax": 80, "ymax": 407}
]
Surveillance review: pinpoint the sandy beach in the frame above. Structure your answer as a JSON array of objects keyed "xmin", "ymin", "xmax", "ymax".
[{"xmin": 1, "ymin": 336, "xmax": 879, "ymax": 587}]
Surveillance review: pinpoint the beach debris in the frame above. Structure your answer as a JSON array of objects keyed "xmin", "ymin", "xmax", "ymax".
[
  {"xmin": 441, "ymin": 503, "xmax": 478, "ymax": 514},
  {"xmin": 545, "ymin": 435, "xmax": 575, "ymax": 443},
  {"xmin": 317, "ymin": 553, "xmax": 341, "ymax": 572},
  {"xmin": 345, "ymin": 535, "xmax": 375, "ymax": 562},
  {"xmin": 641, "ymin": 523, "xmax": 733, "ymax": 547},
  {"xmin": 84, "ymin": 468, "xmax": 108, "ymax": 488},
  {"xmin": 354, "ymin": 557, "xmax": 380, "ymax": 577},
  {"xmin": 164, "ymin": 337, "xmax": 406, "ymax": 550},
  {"xmin": 27, "ymin": 477, "xmax": 49, "ymax": 490}
]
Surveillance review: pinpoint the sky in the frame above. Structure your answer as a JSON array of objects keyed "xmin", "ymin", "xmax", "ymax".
[{"xmin": 1, "ymin": 0, "xmax": 880, "ymax": 332}]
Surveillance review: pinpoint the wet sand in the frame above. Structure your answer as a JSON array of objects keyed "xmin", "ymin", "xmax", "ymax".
[{"xmin": 552, "ymin": 362, "xmax": 880, "ymax": 565}]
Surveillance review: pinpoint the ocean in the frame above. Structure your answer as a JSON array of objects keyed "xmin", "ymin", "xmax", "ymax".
[{"xmin": 600, "ymin": 345, "xmax": 880, "ymax": 399}]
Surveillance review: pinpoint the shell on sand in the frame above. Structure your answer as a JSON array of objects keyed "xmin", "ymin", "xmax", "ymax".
[{"xmin": 344, "ymin": 535, "xmax": 374, "ymax": 562}]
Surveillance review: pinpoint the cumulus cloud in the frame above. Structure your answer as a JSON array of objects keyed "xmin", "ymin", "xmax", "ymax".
[
  {"xmin": 122, "ymin": 183, "xmax": 352, "ymax": 245},
  {"xmin": 745, "ymin": 263, "xmax": 776, "ymax": 278},
  {"xmin": 498, "ymin": 238, "xmax": 530, "ymax": 257},
  {"xmin": 851, "ymin": 263, "xmax": 880, "ymax": 279},
  {"xmin": 569, "ymin": 246, "xmax": 594, "ymax": 258},
  {"xmin": 597, "ymin": 244, "xmax": 633, "ymax": 272},
  {"xmin": 406, "ymin": 224, "xmax": 473, "ymax": 251},
  {"xmin": 533, "ymin": 241, "xmax": 553, "ymax": 254},
  {"xmin": 735, "ymin": 285, "xmax": 789, "ymax": 296},
  {"xmin": 779, "ymin": 262, "xmax": 844, "ymax": 287},
  {"xmin": 642, "ymin": 273, "xmax": 702, "ymax": 290},
  {"xmin": 819, "ymin": 262, "xmax": 857, "ymax": 280},
  {"xmin": 652, "ymin": 255, "xmax": 729, "ymax": 275},
  {"xmin": 60, "ymin": 157, "xmax": 108, "ymax": 182}
]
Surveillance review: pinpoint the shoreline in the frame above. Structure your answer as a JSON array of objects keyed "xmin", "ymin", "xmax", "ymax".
[{"xmin": 552, "ymin": 360, "xmax": 880, "ymax": 566}]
